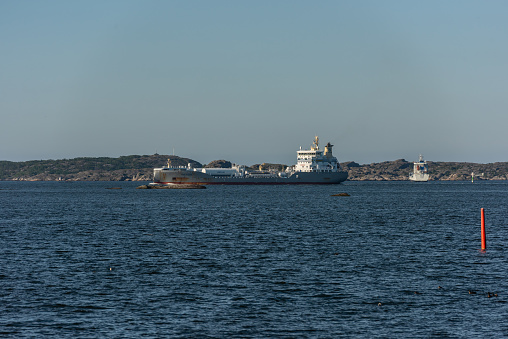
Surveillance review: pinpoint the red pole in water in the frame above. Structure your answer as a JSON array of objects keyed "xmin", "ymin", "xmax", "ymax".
[{"xmin": 481, "ymin": 208, "xmax": 486, "ymax": 251}]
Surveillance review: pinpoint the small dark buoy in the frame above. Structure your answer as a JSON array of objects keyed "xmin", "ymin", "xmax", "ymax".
[{"xmin": 331, "ymin": 193, "xmax": 350, "ymax": 197}]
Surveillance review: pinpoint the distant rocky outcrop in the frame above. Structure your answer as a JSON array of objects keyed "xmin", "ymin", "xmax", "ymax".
[
  {"xmin": 343, "ymin": 159, "xmax": 411, "ymax": 181},
  {"xmin": 343, "ymin": 161, "xmax": 361, "ymax": 168},
  {"xmin": 248, "ymin": 163, "xmax": 288, "ymax": 172},
  {"xmin": 204, "ymin": 160, "xmax": 232, "ymax": 168}
]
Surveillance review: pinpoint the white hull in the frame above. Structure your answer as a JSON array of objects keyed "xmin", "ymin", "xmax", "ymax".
[{"xmin": 409, "ymin": 173, "xmax": 429, "ymax": 182}]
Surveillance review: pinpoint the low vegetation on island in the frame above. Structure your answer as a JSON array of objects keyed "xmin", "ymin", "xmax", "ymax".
[{"xmin": 1, "ymin": 155, "xmax": 507, "ymax": 181}]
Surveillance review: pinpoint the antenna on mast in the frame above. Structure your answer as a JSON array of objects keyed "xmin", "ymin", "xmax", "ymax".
[{"xmin": 312, "ymin": 136, "xmax": 319, "ymax": 150}]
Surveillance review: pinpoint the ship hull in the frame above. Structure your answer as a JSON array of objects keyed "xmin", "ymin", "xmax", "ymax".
[
  {"xmin": 409, "ymin": 174, "xmax": 429, "ymax": 182},
  {"xmin": 154, "ymin": 169, "xmax": 348, "ymax": 185}
]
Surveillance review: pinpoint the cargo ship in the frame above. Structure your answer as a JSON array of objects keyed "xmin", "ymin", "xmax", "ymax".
[
  {"xmin": 151, "ymin": 136, "xmax": 348, "ymax": 185},
  {"xmin": 409, "ymin": 154, "xmax": 430, "ymax": 182}
]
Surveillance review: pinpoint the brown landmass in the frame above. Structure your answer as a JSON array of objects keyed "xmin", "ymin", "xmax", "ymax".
[{"xmin": 1, "ymin": 155, "xmax": 507, "ymax": 181}]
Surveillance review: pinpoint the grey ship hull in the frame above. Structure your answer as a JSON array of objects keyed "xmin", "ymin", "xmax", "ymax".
[{"xmin": 154, "ymin": 169, "xmax": 348, "ymax": 185}]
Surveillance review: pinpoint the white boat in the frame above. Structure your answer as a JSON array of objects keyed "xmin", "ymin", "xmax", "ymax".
[{"xmin": 409, "ymin": 155, "xmax": 429, "ymax": 182}]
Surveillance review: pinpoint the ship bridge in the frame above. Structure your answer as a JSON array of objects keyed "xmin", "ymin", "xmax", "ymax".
[{"xmin": 294, "ymin": 136, "xmax": 341, "ymax": 173}]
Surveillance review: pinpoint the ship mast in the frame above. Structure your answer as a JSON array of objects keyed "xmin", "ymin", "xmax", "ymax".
[{"xmin": 311, "ymin": 136, "xmax": 319, "ymax": 150}]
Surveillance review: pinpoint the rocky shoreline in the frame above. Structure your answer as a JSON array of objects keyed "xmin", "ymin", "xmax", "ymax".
[
  {"xmin": 1, "ymin": 155, "xmax": 507, "ymax": 181},
  {"xmin": 343, "ymin": 159, "xmax": 508, "ymax": 181}
]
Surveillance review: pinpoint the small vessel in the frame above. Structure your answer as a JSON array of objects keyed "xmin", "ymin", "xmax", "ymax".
[
  {"xmin": 151, "ymin": 136, "xmax": 348, "ymax": 185},
  {"xmin": 409, "ymin": 155, "xmax": 429, "ymax": 182}
]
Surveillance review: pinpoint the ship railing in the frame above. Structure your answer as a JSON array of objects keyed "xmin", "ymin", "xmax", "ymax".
[
  {"xmin": 245, "ymin": 172, "xmax": 279, "ymax": 178},
  {"xmin": 160, "ymin": 165, "xmax": 189, "ymax": 170}
]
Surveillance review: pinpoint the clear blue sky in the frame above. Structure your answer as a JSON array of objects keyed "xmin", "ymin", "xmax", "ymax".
[{"xmin": 1, "ymin": 1, "xmax": 507, "ymax": 165}]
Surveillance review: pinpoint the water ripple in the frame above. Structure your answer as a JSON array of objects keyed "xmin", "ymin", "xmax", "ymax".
[{"xmin": 1, "ymin": 181, "xmax": 508, "ymax": 337}]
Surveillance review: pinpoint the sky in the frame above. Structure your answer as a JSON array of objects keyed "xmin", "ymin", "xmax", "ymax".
[{"xmin": 1, "ymin": 1, "xmax": 508, "ymax": 165}]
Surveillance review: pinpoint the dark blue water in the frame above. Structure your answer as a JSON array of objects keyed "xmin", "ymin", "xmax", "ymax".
[{"xmin": 1, "ymin": 181, "xmax": 508, "ymax": 337}]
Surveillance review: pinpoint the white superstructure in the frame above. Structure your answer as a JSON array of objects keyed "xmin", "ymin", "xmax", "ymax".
[
  {"xmin": 409, "ymin": 155, "xmax": 430, "ymax": 182},
  {"xmin": 293, "ymin": 136, "xmax": 341, "ymax": 173}
]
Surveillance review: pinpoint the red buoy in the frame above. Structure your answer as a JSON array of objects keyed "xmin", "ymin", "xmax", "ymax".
[{"xmin": 481, "ymin": 208, "xmax": 486, "ymax": 251}]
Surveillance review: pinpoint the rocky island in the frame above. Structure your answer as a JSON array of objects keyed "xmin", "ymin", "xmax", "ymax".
[{"xmin": 1, "ymin": 155, "xmax": 507, "ymax": 181}]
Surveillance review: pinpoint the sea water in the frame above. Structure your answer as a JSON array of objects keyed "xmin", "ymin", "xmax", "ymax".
[{"xmin": 1, "ymin": 181, "xmax": 508, "ymax": 337}]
